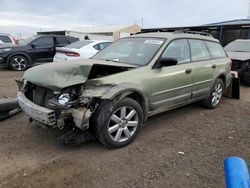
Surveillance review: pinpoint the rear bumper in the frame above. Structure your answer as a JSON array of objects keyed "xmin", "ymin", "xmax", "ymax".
[{"xmin": 17, "ymin": 92, "xmax": 56, "ymax": 126}]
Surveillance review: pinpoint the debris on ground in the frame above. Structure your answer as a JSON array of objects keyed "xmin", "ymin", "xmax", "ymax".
[
  {"xmin": 58, "ymin": 128, "xmax": 95, "ymax": 146},
  {"xmin": 0, "ymin": 97, "xmax": 21, "ymax": 121}
]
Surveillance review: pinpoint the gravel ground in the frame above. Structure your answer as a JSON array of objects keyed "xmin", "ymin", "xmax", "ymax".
[{"xmin": 0, "ymin": 67, "xmax": 249, "ymax": 188}]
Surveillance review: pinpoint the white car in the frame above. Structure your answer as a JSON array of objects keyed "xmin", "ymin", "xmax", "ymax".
[
  {"xmin": 0, "ymin": 33, "xmax": 18, "ymax": 45},
  {"xmin": 53, "ymin": 40, "xmax": 112, "ymax": 62}
]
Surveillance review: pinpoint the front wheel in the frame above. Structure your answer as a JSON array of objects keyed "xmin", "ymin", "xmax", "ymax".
[
  {"xmin": 203, "ymin": 79, "xmax": 225, "ymax": 109},
  {"xmin": 92, "ymin": 97, "xmax": 143, "ymax": 148},
  {"xmin": 9, "ymin": 55, "xmax": 28, "ymax": 71}
]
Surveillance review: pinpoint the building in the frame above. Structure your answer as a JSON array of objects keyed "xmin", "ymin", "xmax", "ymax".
[
  {"xmin": 141, "ymin": 19, "xmax": 250, "ymax": 46},
  {"xmin": 38, "ymin": 24, "xmax": 141, "ymax": 41},
  {"xmin": 67, "ymin": 24, "xmax": 141, "ymax": 41}
]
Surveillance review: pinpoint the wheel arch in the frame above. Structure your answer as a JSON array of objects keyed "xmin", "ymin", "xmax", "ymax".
[
  {"xmin": 7, "ymin": 52, "xmax": 31, "ymax": 67},
  {"xmin": 101, "ymin": 84, "xmax": 149, "ymax": 122}
]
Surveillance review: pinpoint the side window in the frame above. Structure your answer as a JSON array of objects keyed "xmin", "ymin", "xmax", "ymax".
[
  {"xmin": 99, "ymin": 42, "xmax": 112, "ymax": 50},
  {"xmin": 93, "ymin": 44, "xmax": 100, "ymax": 51},
  {"xmin": 35, "ymin": 37, "xmax": 53, "ymax": 47},
  {"xmin": 189, "ymin": 39, "xmax": 210, "ymax": 61},
  {"xmin": 55, "ymin": 37, "xmax": 69, "ymax": 46},
  {"xmin": 0, "ymin": 36, "xmax": 12, "ymax": 43},
  {"xmin": 205, "ymin": 41, "xmax": 227, "ymax": 58},
  {"xmin": 161, "ymin": 39, "xmax": 191, "ymax": 64}
]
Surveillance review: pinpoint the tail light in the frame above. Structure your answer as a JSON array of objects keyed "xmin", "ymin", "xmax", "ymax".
[
  {"xmin": 57, "ymin": 50, "xmax": 80, "ymax": 57},
  {"xmin": 13, "ymin": 37, "xmax": 18, "ymax": 44},
  {"xmin": 65, "ymin": 52, "xmax": 80, "ymax": 57}
]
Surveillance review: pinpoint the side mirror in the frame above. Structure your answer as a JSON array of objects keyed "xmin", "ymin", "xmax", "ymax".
[
  {"xmin": 31, "ymin": 43, "xmax": 37, "ymax": 48},
  {"xmin": 153, "ymin": 57, "xmax": 178, "ymax": 69}
]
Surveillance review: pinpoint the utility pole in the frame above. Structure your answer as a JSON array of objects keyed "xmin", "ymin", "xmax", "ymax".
[
  {"xmin": 248, "ymin": 0, "xmax": 250, "ymax": 19},
  {"xmin": 141, "ymin": 17, "xmax": 144, "ymax": 28}
]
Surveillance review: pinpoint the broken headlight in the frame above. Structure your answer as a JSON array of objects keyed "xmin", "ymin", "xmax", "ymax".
[{"xmin": 58, "ymin": 93, "xmax": 71, "ymax": 105}]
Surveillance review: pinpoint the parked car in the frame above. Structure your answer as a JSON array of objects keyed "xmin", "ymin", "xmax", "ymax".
[
  {"xmin": 53, "ymin": 40, "xmax": 112, "ymax": 62},
  {"xmin": 0, "ymin": 33, "xmax": 18, "ymax": 45},
  {"xmin": 0, "ymin": 35, "xmax": 78, "ymax": 71},
  {"xmin": 17, "ymin": 31, "xmax": 231, "ymax": 148},
  {"xmin": 225, "ymin": 39, "xmax": 250, "ymax": 85}
]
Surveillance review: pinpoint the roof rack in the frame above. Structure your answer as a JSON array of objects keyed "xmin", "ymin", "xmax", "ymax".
[{"xmin": 173, "ymin": 30, "xmax": 212, "ymax": 37}]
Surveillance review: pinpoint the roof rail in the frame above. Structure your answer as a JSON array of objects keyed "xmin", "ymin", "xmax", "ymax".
[{"xmin": 173, "ymin": 30, "xmax": 212, "ymax": 37}]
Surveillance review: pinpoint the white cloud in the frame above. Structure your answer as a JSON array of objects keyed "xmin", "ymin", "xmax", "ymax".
[{"xmin": 0, "ymin": 0, "xmax": 249, "ymax": 38}]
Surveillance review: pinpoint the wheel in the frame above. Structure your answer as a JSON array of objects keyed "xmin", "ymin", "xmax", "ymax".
[
  {"xmin": 9, "ymin": 55, "xmax": 28, "ymax": 71},
  {"xmin": 92, "ymin": 97, "xmax": 143, "ymax": 148},
  {"xmin": 203, "ymin": 79, "xmax": 225, "ymax": 109}
]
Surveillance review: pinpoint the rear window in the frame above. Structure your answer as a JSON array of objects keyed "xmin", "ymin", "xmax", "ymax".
[
  {"xmin": 205, "ymin": 41, "xmax": 227, "ymax": 58},
  {"xmin": 66, "ymin": 40, "xmax": 93, "ymax": 49},
  {"xmin": 189, "ymin": 39, "xmax": 211, "ymax": 61},
  {"xmin": 0, "ymin": 35, "xmax": 12, "ymax": 43}
]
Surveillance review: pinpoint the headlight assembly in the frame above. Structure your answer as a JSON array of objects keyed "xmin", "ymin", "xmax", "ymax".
[
  {"xmin": 58, "ymin": 93, "xmax": 71, "ymax": 105},
  {"xmin": 0, "ymin": 48, "xmax": 12, "ymax": 53}
]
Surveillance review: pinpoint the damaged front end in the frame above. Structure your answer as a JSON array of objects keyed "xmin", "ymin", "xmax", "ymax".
[
  {"xmin": 231, "ymin": 59, "xmax": 250, "ymax": 84},
  {"xmin": 17, "ymin": 79, "xmax": 113, "ymax": 131},
  {"xmin": 16, "ymin": 60, "xmax": 135, "ymax": 131}
]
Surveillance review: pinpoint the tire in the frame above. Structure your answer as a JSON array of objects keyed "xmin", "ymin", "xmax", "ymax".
[
  {"xmin": 9, "ymin": 55, "xmax": 29, "ymax": 71},
  {"xmin": 203, "ymin": 79, "xmax": 225, "ymax": 109},
  {"xmin": 91, "ymin": 97, "xmax": 143, "ymax": 148}
]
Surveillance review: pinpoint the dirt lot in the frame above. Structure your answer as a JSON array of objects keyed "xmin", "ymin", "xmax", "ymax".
[{"xmin": 0, "ymin": 67, "xmax": 249, "ymax": 188}]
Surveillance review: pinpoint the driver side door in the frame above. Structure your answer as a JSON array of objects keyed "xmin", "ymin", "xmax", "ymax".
[
  {"xmin": 28, "ymin": 36, "xmax": 55, "ymax": 64},
  {"xmin": 149, "ymin": 39, "xmax": 194, "ymax": 109}
]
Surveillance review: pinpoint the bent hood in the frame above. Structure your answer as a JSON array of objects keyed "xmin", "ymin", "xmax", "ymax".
[
  {"xmin": 23, "ymin": 59, "xmax": 136, "ymax": 91},
  {"xmin": 226, "ymin": 51, "xmax": 250, "ymax": 61}
]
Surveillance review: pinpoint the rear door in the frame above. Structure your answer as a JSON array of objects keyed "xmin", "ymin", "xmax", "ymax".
[
  {"xmin": 188, "ymin": 39, "xmax": 214, "ymax": 98},
  {"xmin": 28, "ymin": 36, "xmax": 54, "ymax": 63},
  {"xmin": 150, "ymin": 39, "xmax": 194, "ymax": 109}
]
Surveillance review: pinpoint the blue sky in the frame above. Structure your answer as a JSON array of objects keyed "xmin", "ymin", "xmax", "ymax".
[{"xmin": 0, "ymin": 0, "xmax": 249, "ymax": 37}]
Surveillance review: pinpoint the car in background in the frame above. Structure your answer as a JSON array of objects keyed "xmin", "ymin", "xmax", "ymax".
[
  {"xmin": 225, "ymin": 39, "xmax": 250, "ymax": 85},
  {"xmin": 0, "ymin": 33, "xmax": 18, "ymax": 45},
  {"xmin": 0, "ymin": 35, "xmax": 78, "ymax": 71},
  {"xmin": 53, "ymin": 40, "xmax": 112, "ymax": 62}
]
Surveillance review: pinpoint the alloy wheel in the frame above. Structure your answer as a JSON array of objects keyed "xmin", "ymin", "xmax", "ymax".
[
  {"xmin": 108, "ymin": 106, "xmax": 139, "ymax": 143},
  {"xmin": 11, "ymin": 57, "xmax": 27, "ymax": 71},
  {"xmin": 211, "ymin": 83, "xmax": 223, "ymax": 106}
]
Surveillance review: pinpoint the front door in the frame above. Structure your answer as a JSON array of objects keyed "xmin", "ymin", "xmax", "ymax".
[
  {"xmin": 28, "ymin": 36, "xmax": 55, "ymax": 63},
  {"xmin": 149, "ymin": 39, "xmax": 194, "ymax": 109}
]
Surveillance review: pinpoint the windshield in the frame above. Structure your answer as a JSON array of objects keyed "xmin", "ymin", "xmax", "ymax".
[
  {"xmin": 66, "ymin": 40, "xmax": 93, "ymax": 49},
  {"xmin": 225, "ymin": 40, "xmax": 250, "ymax": 52},
  {"xmin": 93, "ymin": 37, "xmax": 165, "ymax": 66},
  {"xmin": 19, "ymin": 36, "xmax": 38, "ymax": 45}
]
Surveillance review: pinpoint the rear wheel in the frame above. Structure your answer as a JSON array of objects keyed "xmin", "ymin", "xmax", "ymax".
[
  {"xmin": 203, "ymin": 79, "xmax": 225, "ymax": 109},
  {"xmin": 92, "ymin": 97, "xmax": 143, "ymax": 148},
  {"xmin": 9, "ymin": 55, "xmax": 28, "ymax": 71}
]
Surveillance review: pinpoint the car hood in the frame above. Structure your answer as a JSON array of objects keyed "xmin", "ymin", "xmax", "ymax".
[
  {"xmin": 226, "ymin": 51, "xmax": 250, "ymax": 61},
  {"xmin": 0, "ymin": 43, "xmax": 25, "ymax": 49},
  {"xmin": 23, "ymin": 59, "xmax": 137, "ymax": 91}
]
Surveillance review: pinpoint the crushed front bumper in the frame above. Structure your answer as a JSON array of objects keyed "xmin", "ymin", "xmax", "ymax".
[{"xmin": 17, "ymin": 92, "xmax": 56, "ymax": 126}]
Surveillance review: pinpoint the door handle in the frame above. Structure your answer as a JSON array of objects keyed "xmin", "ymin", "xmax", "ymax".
[
  {"xmin": 185, "ymin": 69, "xmax": 192, "ymax": 74},
  {"xmin": 211, "ymin": 64, "xmax": 216, "ymax": 69}
]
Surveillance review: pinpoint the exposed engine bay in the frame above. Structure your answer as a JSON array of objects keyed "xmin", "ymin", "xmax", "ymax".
[{"xmin": 231, "ymin": 59, "xmax": 250, "ymax": 84}]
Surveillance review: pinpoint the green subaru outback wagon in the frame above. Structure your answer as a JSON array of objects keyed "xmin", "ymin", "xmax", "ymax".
[{"xmin": 17, "ymin": 31, "xmax": 232, "ymax": 148}]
